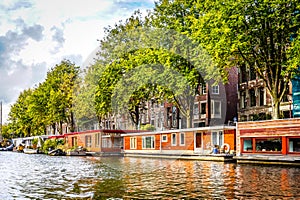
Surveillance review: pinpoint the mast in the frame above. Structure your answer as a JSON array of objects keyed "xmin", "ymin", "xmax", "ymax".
[{"xmin": 0, "ymin": 101, "xmax": 2, "ymax": 141}]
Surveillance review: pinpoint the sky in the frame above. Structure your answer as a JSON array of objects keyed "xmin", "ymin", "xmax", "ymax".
[{"xmin": 0, "ymin": 0, "xmax": 155, "ymax": 123}]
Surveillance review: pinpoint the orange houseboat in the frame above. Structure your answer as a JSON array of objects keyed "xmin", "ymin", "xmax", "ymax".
[
  {"xmin": 237, "ymin": 118, "xmax": 300, "ymax": 156},
  {"xmin": 121, "ymin": 126, "xmax": 236, "ymax": 158},
  {"xmin": 52, "ymin": 129, "xmax": 146, "ymax": 154}
]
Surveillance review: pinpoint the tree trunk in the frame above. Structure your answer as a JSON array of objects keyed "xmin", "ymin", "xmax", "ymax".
[
  {"xmin": 51, "ymin": 123, "xmax": 56, "ymax": 135},
  {"xmin": 69, "ymin": 111, "xmax": 75, "ymax": 132},
  {"xmin": 185, "ymin": 103, "xmax": 193, "ymax": 129},
  {"xmin": 272, "ymin": 99, "xmax": 281, "ymax": 119}
]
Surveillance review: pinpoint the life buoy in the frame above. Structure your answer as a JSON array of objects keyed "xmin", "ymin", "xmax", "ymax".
[{"xmin": 222, "ymin": 143, "xmax": 230, "ymax": 154}]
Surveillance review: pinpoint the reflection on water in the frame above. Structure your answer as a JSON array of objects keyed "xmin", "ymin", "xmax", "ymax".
[{"xmin": 1, "ymin": 152, "xmax": 300, "ymax": 199}]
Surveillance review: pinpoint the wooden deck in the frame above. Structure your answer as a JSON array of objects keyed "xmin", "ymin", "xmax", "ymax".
[
  {"xmin": 123, "ymin": 153, "xmax": 235, "ymax": 162},
  {"xmin": 235, "ymin": 155, "xmax": 300, "ymax": 166}
]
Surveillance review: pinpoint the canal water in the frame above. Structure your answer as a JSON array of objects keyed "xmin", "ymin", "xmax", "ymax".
[{"xmin": 1, "ymin": 152, "xmax": 300, "ymax": 199}]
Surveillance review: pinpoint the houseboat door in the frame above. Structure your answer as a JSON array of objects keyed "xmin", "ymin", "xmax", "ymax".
[{"xmin": 194, "ymin": 132, "xmax": 202, "ymax": 153}]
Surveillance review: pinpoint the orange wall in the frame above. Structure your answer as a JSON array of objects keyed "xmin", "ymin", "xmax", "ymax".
[
  {"xmin": 161, "ymin": 132, "xmax": 194, "ymax": 151},
  {"xmin": 224, "ymin": 129, "xmax": 236, "ymax": 151},
  {"xmin": 203, "ymin": 131, "xmax": 211, "ymax": 150}
]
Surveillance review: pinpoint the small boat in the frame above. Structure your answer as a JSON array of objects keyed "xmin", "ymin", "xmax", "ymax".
[
  {"xmin": 0, "ymin": 144, "xmax": 14, "ymax": 151},
  {"xmin": 48, "ymin": 149, "xmax": 66, "ymax": 156},
  {"xmin": 66, "ymin": 147, "xmax": 86, "ymax": 156},
  {"xmin": 23, "ymin": 148, "xmax": 38, "ymax": 154}
]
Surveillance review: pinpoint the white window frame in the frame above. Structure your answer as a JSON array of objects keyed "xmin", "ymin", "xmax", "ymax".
[
  {"xmin": 180, "ymin": 132, "xmax": 185, "ymax": 146},
  {"xmin": 162, "ymin": 135, "xmax": 168, "ymax": 142},
  {"xmin": 171, "ymin": 133, "xmax": 177, "ymax": 146},
  {"xmin": 212, "ymin": 85, "xmax": 219, "ymax": 94},
  {"xmin": 211, "ymin": 100, "xmax": 221, "ymax": 118},
  {"xmin": 193, "ymin": 102, "xmax": 199, "ymax": 119},
  {"xmin": 211, "ymin": 131, "xmax": 224, "ymax": 146},
  {"xmin": 95, "ymin": 133, "xmax": 101, "ymax": 147},
  {"xmin": 85, "ymin": 135, "xmax": 92, "ymax": 147},
  {"xmin": 142, "ymin": 136, "xmax": 155, "ymax": 149},
  {"xmin": 202, "ymin": 84, "xmax": 207, "ymax": 94},
  {"xmin": 200, "ymin": 101, "xmax": 207, "ymax": 118},
  {"xmin": 130, "ymin": 137, "xmax": 137, "ymax": 149}
]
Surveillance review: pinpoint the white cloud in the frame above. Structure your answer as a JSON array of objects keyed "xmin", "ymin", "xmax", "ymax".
[{"xmin": 0, "ymin": 0, "xmax": 155, "ymax": 123}]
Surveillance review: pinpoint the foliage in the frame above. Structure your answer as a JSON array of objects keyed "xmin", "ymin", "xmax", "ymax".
[
  {"xmin": 7, "ymin": 59, "xmax": 80, "ymax": 137},
  {"xmin": 32, "ymin": 137, "xmax": 39, "ymax": 145},
  {"xmin": 152, "ymin": 0, "xmax": 300, "ymax": 119},
  {"xmin": 73, "ymin": 61, "xmax": 105, "ymax": 127},
  {"xmin": 41, "ymin": 138, "xmax": 65, "ymax": 153},
  {"xmin": 94, "ymin": 11, "xmax": 209, "ymax": 128},
  {"xmin": 140, "ymin": 124, "xmax": 155, "ymax": 131}
]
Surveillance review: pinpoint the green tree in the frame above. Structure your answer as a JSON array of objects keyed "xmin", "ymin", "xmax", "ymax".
[
  {"xmin": 74, "ymin": 62, "xmax": 105, "ymax": 129},
  {"xmin": 153, "ymin": 0, "xmax": 300, "ymax": 119},
  {"xmin": 8, "ymin": 89, "xmax": 34, "ymax": 137},
  {"xmin": 95, "ymin": 11, "xmax": 207, "ymax": 128},
  {"xmin": 46, "ymin": 60, "xmax": 80, "ymax": 134}
]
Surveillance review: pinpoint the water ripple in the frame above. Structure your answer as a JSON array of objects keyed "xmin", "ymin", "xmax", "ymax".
[{"xmin": 1, "ymin": 152, "xmax": 300, "ymax": 199}]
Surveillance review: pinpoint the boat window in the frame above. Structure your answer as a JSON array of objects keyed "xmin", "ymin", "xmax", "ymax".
[
  {"xmin": 243, "ymin": 139, "xmax": 253, "ymax": 152},
  {"xmin": 255, "ymin": 138, "xmax": 282, "ymax": 152},
  {"xmin": 162, "ymin": 135, "xmax": 168, "ymax": 142},
  {"xmin": 130, "ymin": 137, "xmax": 137, "ymax": 149},
  {"xmin": 171, "ymin": 133, "xmax": 177, "ymax": 146},
  {"xmin": 142, "ymin": 136, "xmax": 155, "ymax": 149},
  {"xmin": 288, "ymin": 138, "xmax": 300, "ymax": 152},
  {"xmin": 180, "ymin": 133, "xmax": 185, "ymax": 146}
]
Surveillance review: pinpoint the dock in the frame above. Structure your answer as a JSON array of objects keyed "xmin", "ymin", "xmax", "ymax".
[{"xmin": 235, "ymin": 155, "xmax": 300, "ymax": 166}]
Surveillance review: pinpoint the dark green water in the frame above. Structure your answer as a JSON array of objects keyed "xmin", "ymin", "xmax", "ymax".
[{"xmin": 1, "ymin": 151, "xmax": 300, "ymax": 199}]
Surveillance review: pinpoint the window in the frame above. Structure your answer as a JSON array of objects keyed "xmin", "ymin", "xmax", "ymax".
[
  {"xmin": 202, "ymin": 83, "xmax": 207, "ymax": 94},
  {"xmin": 180, "ymin": 132, "xmax": 185, "ymax": 146},
  {"xmin": 85, "ymin": 135, "xmax": 92, "ymax": 147},
  {"xmin": 200, "ymin": 102, "xmax": 206, "ymax": 115},
  {"xmin": 212, "ymin": 85, "xmax": 219, "ymax": 94},
  {"xmin": 249, "ymin": 89, "xmax": 256, "ymax": 107},
  {"xmin": 72, "ymin": 137, "xmax": 77, "ymax": 147},
  {"xmin": 172, "ymin": 106, "xmax": 177, "ymax": 127},
  {"xmin": 240, "ymin": 91, "xmax": 247, "ymax": 109},
  {"xmin": 243, "ymin": 139, "xmax": 253, "ymax": 151},
  {"xmin": 249, "ymin": 66, "xmax": 256, "ymax": 80},
  {"xmin": 240, "ymin": 64, "xmax": 247, "ymax": 82},
  {"xmin": 162, "ymin": 135, "xmax": 167, "ymax": 142},
  {"xmin": 211, "ymin": 100, "xmax": 221, "ymax": 118},
  {"xmin": 130, "ymin": 137, "xmax": 137, "ymax": 149},
  {"xmin": 95, "ymin": 133, "xmax": 101, "ymax": 147},
  {"xmin": 255, "ymin": 138, "xmax": 282, "ymax": 152},
  {"xmin": 171, "ymin": 133, "xmax": 177, "ymax": 146},
  {"xmin": 142, "ymin": 136, "xmax": 155, "ymax": 149},
  {"xmin": 259, "ymin": 88, "xmax": 265, "ymax": 106},
  {"xmin": 102, "ymin": 138, "xmax": 111, "ymax": 148},
  {"xmin": 288, "ymin": 138, "xmax": 300, "ymax": 152},
  {"xmin": 193, "ymin": 102, "xmax": 199, "ymax": 119},
  {"xmin": 212, "ymin": 131, "xmax": 223, "ymax": 146}
]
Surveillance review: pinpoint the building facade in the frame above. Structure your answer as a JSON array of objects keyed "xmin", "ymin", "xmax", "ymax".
[{"xmin": 238, "ymin": 64, "xmax": 293, "ymax": 121}]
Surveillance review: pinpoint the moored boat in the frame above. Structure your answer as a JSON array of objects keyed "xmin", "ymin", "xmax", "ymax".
[
  {"xmin": 0, "ymin": 143, "xmax": 14, "ymax": 151},
  {"xmin": 23, "ymin": 148, "xmax": 38, "ymax": 154},
  {"xmin": 48, "ymin": 149, "xmax": 66, "ymax": 156}
]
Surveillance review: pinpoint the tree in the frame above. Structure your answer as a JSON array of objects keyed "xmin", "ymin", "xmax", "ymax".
[
  {"xmin": 153, "ymin": 0, "xmax": 300, "ymax": 119},
  {"xmin": 46, "ymin": 60, "xmax": 80, "ymax": 134},
  {"xmin": 8, "ymin": 89, "xmax": 34, "ymax": 137},
  {"xmin": 74, "ymin": 61, "xmax": 105, "ymax": 129},
  {"xmin": 95, "ymin": 11, "xmax": 208, "ymax": 128}
]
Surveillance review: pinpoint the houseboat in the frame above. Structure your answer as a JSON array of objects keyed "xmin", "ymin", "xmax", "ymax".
[
  {"xmin": 235, "ymin": 118, "xmax": 300, "ymax": 165},
  {"xmin": 122, "ymin": 126, "xmax": 236, "ymax": 161},
  {"xmin": 63, "ymin": 129, "xmax": 146, "ymax": 156}
]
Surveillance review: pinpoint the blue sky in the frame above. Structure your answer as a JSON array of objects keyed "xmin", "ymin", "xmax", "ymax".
[{"xmin": 0, "ymin": 0, "xmax": 155, "ymax": 123}]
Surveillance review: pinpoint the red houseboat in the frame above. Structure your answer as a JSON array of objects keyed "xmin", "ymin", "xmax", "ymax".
[{"xmin": 122, "ymin": 126, "xmax": 236, "ymax": 161}]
